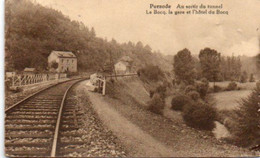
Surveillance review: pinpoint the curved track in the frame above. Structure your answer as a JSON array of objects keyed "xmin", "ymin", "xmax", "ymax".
[{"xmin": 5, "ymin": 78, "xmax": 87, "ymax": 157}]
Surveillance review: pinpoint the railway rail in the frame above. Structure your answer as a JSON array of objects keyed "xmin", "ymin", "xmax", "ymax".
[{"xmin": 5, "ymin": 77, "xmax": 88, "ymax": 157}]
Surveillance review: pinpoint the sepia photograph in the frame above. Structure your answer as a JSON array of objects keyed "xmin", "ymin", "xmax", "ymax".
[{"xmin": 3, "ymin": 0, "xmax": 260, "ymax": 157}]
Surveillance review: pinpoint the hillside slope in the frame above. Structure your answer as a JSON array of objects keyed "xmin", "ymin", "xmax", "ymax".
[
  {"xmin": 5, "ymin": 0, "xmax": 172, "ymax": 72},
  {"xmin": 101, "ymin": 77, "xmax": 258, "ymax": 156}
]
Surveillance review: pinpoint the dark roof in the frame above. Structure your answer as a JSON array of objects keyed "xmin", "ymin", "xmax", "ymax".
[
  {"xmin": 119, "ymin": 56, "xmax": 133, "ymax": 62},
  {"xmin": 51, "ymin": 51, "xmax": 76, "ymax": 58}
]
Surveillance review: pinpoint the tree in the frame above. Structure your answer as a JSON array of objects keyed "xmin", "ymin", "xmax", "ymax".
[
  {"xmin": 90, "ymin": 27, "xmax": 96, "ymax": 37},
  {"xmin": 233, "ymin": 84, "xmax": 260, "ymax": 147},
  {"xmin": 257, "ymin": 53, "xmax": 260, "ymax": 74},
  {"xmin": 199, "ymin": 48, "xmax": 221, "ymax": 85},
  {"xmin": 240, "ymin": 71, "xmax": 248, "ymax": 83},
  {"xmin": 173, "ymin": 48, "xmax": 195, "ymax": 84},
  {"xmin": 249, "ymin": 73, "xmax": 255, "ymax": 82}
]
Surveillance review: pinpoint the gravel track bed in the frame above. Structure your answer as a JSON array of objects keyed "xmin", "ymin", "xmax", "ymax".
[
  {"xmin": 58, "ymin": 85, "xmax": 127, "ymax": 157},
  {"xmin": 5, "ymin": 82, "xmax": 59, "ymax": 109},
  {"xmin": 6, "ymin": 138, "xmax": 51, "ymax": 143}
]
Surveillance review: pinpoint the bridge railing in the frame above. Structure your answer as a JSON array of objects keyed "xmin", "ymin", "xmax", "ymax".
[{"xmin": 10, "ymin": 73, "xmax": 67, "ymax": 88}]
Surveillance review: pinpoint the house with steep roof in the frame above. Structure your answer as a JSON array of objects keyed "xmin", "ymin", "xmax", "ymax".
[
  {"xmin": 48, "ymin": 51, "xmax": 77, "ymax": 73},
  {"xmin": 114, "ymin": 56, "xmax": 133, "ymax": 74}
]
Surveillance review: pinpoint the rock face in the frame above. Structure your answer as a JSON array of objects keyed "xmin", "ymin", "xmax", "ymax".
[{"xmin": 212, "ymin": 121, "xmax": 231, "ymax": 140}]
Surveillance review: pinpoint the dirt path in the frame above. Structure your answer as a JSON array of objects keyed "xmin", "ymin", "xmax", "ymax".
[{"xmin": 80, "ymin": 81, "xmax": 176, "ymax": 157}]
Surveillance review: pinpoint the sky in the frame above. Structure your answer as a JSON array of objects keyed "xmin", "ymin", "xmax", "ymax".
[{"xmin": 34, "ymin": 0, "xmax": 260, "ymax": 56}]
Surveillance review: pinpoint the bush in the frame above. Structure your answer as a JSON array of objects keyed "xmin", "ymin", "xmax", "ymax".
[
  {"xmin": 213, "ymin": 85, "xmax": 222, "ymax": 92},
  {"xmin": 232, "ymin": 87, "xmax": 260, "ymax": 147},
  {"xmin": 184, "ymin": 85, "xmax": 196, "ymax": 93},
  {"xmin": 257, "ymin": 81, "xmax": 260, "ymax": 89},
  {"xmin": 240, "ymin": 71, "xmax": 248, "ymax": 83},
  {"xmin": 226, "ymin": 81, "xmax": 237, "ymax": 91},
  {"xmin": 195, "ymin": 79, "xmax": 209, "ymax": 99},
  {"xmin": 148, "ymin": 93, "xmax": 165, "ymax": 115},
  {"xmin": 171, "ymin": 94, "xmax": 192, "ymax": 111},
  {"xmin": 138, "ymin": 65, "xmax": 164, "ymax": 81},
  {"xmin": 182, "ymin": 101, "xmax": 217, "ymax": 130},
  {"xmin": 249, "ymin": 73, "xmax": 255, "ymax": 82},
  {"xmin": 187, "ymin": 91, "xmax": 200, "ymax": 101},
  {"xmin": 155, "ymin": 85, "xmax": 167, "ymax": 99},
  {"xmin": 149, "ymin": 90, "xmax": 154, "ymax": 98}
]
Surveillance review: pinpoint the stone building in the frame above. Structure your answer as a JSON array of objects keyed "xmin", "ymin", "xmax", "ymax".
[
  {"xmin": 48, "ymin": 51, "xmax": 77, "ymax": 73},
  {"xmin": 114, "ymin": 56, "xmax": 133, "ymax": 75}
]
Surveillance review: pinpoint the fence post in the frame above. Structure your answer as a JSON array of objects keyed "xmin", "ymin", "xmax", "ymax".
[
  {"xmin": 12, "ymin": 76, "xmax": 14, "ymax": 87},
  {"xmin": 102, "ymin": 77, "xmax": 106, "ymax": 96}
]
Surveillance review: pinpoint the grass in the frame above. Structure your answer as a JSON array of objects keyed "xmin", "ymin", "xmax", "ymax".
[
  {"xmin": 212, "ymin": 90, "xmax": 252, "ymax": 110},
  {"xmin": 209, "ymin": 81, "xmax": 256, "ymax": 90}
]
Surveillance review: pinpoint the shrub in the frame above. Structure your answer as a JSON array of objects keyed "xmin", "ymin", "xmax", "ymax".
[
  {"xmin": 138, "ymin": 65, "xmax": 164, "ymax": 81},
  {"xmin": 240, "ymin": 71, "xmax": 248, "ymax": 83},
  {"xmin": 184, "ymin": 85, "xmax": 196, "ymax": 94},
  {"xmin": 155, "ymin": 85, "xmax": 167, "ymax": 99},
  {"xmin": 172, "ymin": 79, "xmax": 176, "ymax": 86},
  {"xmin": 249, "ymin": 73, "xmax": 255, "ymax": 82},
  {"xmin": 187, "ymin": 91, "xmax": 200, "ymax": 101},
  {"xmin": 232, "ymin": 87, "xmax": 260, "ymax": 147},
  {"xmin": 171, "ymin": 94, "xmax": 192, "ymax": 111},
  {"xmin": 201, "ymin": 78, "xmax": 209, "ymax": 85},
  {"xmin": 213, "ymin": 85, "xmax": 222, "ymax": 92},
  {"xmin": 148, "ymin": 93, "xmax": 165, "ymax": 115},
  {"xmin": 182, "ymin": 101, "xmax": 217, "ymax": 130},
  {"xmin": 257, "ymin": 81, "xmax": 260, "ymax": 89},
  {"xmin": 195, "ymin": 79, "xmax": 209, "ymax": 99},
  {"xmin": 226, "ymin": 81, "xmax": 237, "ymax": 91},
  {"xmin": 149, "ymin": 90, "xmax": 154, "ymax": 98}
]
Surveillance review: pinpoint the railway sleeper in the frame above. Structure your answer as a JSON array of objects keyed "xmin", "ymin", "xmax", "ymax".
[
  {"xmin": 16, "ymin": 109, "xmax": 58, "ymax": 112},
  {"xmin": 23, "ymin": 102, "xmax": 61, "ymax": 105},
  {"xmin": 5, "ymin": 149, "xmax": 49, "ymax": 157},
  {"xmin": 18, "ymin": 106, "xmax": 59, "ymax": 110},
  {"xmin": 58, "ymin": 148, "xmax": 89, "ymax": 155},
  {"xmin": 8, "ymin": 112, "xmax": 57, "ymax": 116},
  {"xmin": 60, "ymin": 132, "xmax": 84, "ymax": 137},
  {"xmin": 5, "ymin": 133, "xmax": 53, "ymax": 139},
  {"xmin": 5, "ymin": 117, "xmax": 57, "ymax": 120},
  {"xmin": 59, "ymin": 141, "xmax": 90, "ymax": 146},
  {"xmin": 6, "ymin": 126, "xmax": 54, "ymax": 131},
  {"xmin": 60, "ymin": 126, "xmax": 79, "ymax": 131},
  {"xmin": 5, "ymin": 121, "xmax": 56, "ymax": 125},
  {"xmin": 5, "ymin": 142, "xmax": 50, "ymax": 147}
]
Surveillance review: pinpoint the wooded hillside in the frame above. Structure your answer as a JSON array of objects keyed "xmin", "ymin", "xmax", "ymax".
[{"xmin": 5, "ymin": 0, "xmax": 172, "ymax": 72}]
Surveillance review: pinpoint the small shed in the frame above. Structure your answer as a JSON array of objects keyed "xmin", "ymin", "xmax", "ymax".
[
  {"xmin": 5, "ymin": 72, "xmax": 16, "ymax": 79},
  {"xmin": 115, "ymin": 61, "xmax": 131, "ymax": 74},
  {"xmin": 23, "ymin": 68, "xmax": 36, "ymax": 75},
  {"xmin": 114, "ymin": 56, "xmax": 133, "ymax": 75}
]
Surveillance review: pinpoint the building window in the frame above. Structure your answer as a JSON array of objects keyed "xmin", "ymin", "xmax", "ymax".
[
  {"xmin": 61, "ymin": 59, "xmax": 63, "ymax": 63},
  {"xmin": 72, "ymin": 60, "xmax": 74, "ymax": 63},
  {"xmin": 67, "ymin": 59, "xmax": 69, "ymax": 63}
]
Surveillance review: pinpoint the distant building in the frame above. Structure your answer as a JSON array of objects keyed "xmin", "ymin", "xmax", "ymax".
[
  {"xmin": 5, "ymin": 72, "xmax": 16, "ymax": 79},
  {"xmin": 48, "ymin": 51, "xmax": 77, "ymax": 73},
  {"xmin": 23, "ymin": 68, "xmax": 36, "ymax": 75},
  {"xmin": 114, "ymin": 56, "xmax": 133, "ymax": 74}
]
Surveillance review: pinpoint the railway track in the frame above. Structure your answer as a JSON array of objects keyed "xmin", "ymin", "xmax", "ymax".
[{"xmin": 5, "ymin": 78, "xmax": 88, "ymax": 157}]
